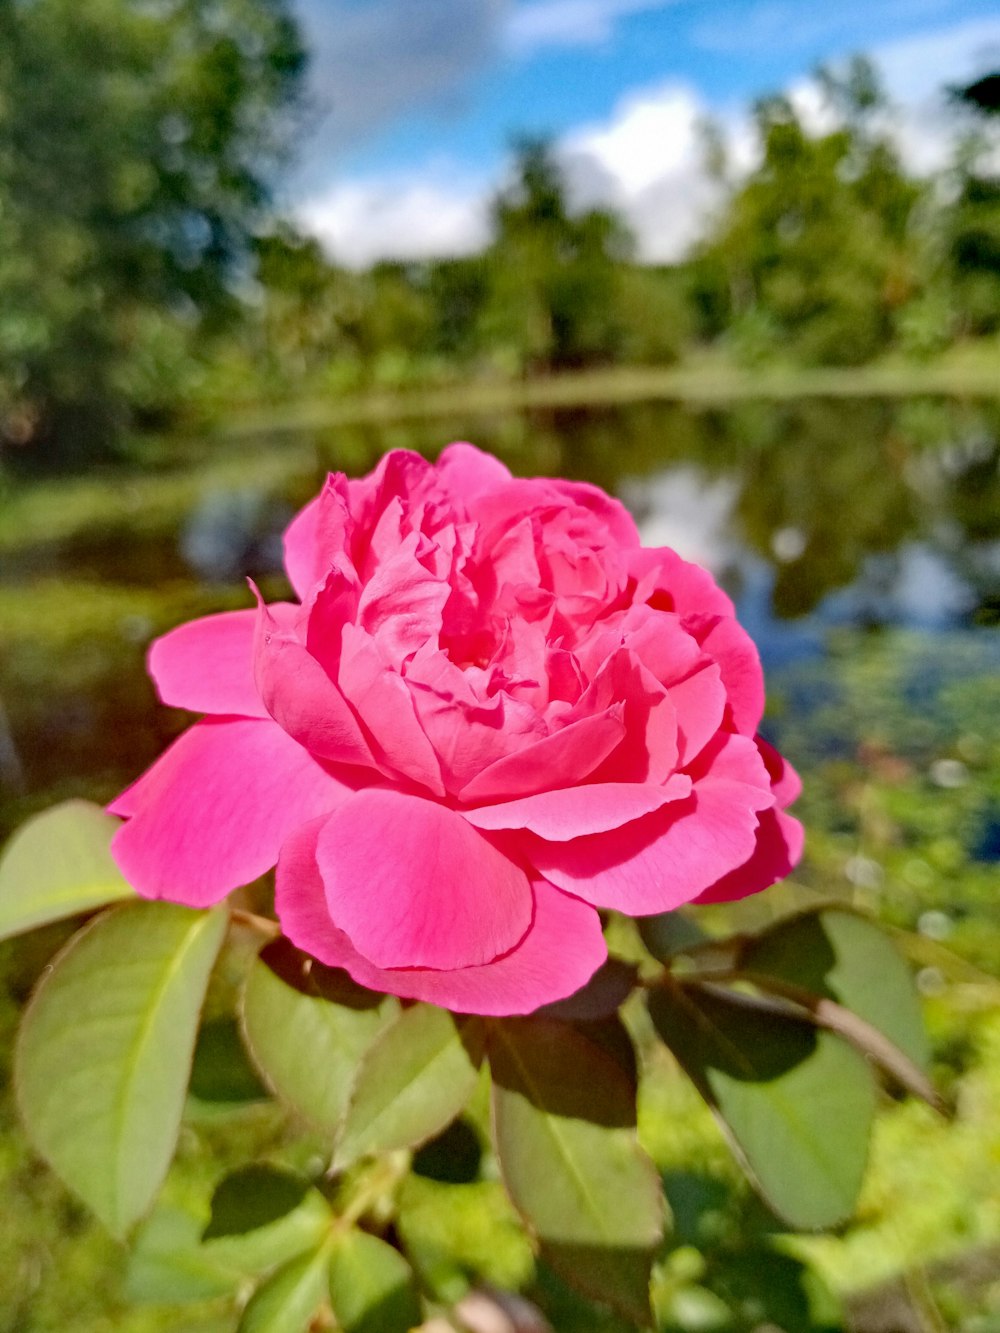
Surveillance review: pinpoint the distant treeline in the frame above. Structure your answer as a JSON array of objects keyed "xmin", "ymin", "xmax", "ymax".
[
  {"xmin": 0, "ymin": 0, "xmax": 997, "ymax": 467},
  {"xmin": 218, "ymin": 58, "xmax": 998, "ymax": 406}
]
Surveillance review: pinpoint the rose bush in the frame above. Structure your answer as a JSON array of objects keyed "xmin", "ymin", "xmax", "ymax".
[{"xmin": 110, "ymin": 443, "xmax": 802, "ymax": 1014}]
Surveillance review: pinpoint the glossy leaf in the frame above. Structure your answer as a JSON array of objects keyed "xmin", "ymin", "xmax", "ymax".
[
  {"xmin": 238, "ymin": 1244, "xmax": 331, "ymax": 1333},
  {"xmin": 327, "ymin": 1229, "xmax": 422, "ymax": 1333},
  {"xmin": 334, "ymin": 1005, "xmax": 484, "ymax": 1171},
  {"xmin": 489, "ymin": 1017, "xmax": 663, "ymax": 1325},
  {"xmin": 648, "ymin": 981, "xmax": 877, "ymax": 1230},
  {"xmin": 16, "ymin": 901, "xmax": 226, "ymax": 1236},
  {"xmin": 189, "ymin": 1017, "xmax": 268, "ymax": 1105},
  {"xmin": 242, "ymin": 940, "xmax": 396, "ymax": 1133},
  {"xmin": 0, "ymin": 800, "xmax": 133, "ymax": 941},
  {"xmin": 203, "ymin": 1166, "xmax": 311, "ymax": 1240},
  {"xmin": 740, "ymin": 907, "xmax": 930, "ymax": 1070}
]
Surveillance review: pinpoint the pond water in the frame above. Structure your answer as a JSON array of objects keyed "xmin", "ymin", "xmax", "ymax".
[{"xmin": 2, "ymin": 394, "xmax": 1000, "ymax": 842}]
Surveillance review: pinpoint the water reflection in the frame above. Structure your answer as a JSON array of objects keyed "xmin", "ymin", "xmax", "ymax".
[{"xmin": 2, "ymin": 394, "xmax": 999, "ymax": 837}]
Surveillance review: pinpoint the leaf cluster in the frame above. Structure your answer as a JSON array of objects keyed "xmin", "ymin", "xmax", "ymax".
[{"xmin": 1, "ymin": 800, "xmax": 938, "ymax": 1329}]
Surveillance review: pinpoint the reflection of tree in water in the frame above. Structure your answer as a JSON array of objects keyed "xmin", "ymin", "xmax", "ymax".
[
  {"xmin": 730, "ymin": 399, "xmax": 918, "ymax": 618},
  {"xmin": 300, "ymin": 398, "xmax": 1000, "ymax": 626}
]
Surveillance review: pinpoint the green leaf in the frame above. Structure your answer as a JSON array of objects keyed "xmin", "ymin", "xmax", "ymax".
[
  {"xmin": 537, "ymin": 957, "xmax": 638, "ymax": 1021},
  {"xmin": 0, "ymin": 800, "xmax": 133, "ymax": 942},
  {"xmin": 334, "ymin": 1004, "xmax": 484, "ymax": 1171},
  {"xmin": 412, "ymin": 1118, "xmax": 482, "ymax": 1184},
  {"xmin": 648, "ymin": 981, "xmax": 877, "ymax": 1230},
  {"xmin": 129, "ymin": 1190, "xmax": 333, "ymax": 1305},
  {"xmin": 238, "ymin": 1244, "xmax": 331, "ymax": 1333},
  {"xmin": 127, "ymin": 1201, "xmax": 249, "ymax": 1305},
  {"xmin": 638, "ymin": 909, "xmax": 709, "ymax": 963},
  {"xmin": 189, "ymin": 1017, "xmax": 268, "ymax": 1105},
  {"xmin": 740, "ymin": 907, "xmax": 930, "ymax": 1071},
  {"xmin": 203, "ymin": 1166, "xmax": 311, "ymax": 1240},
  {"xmin": 489, "ymin": 1017, "xmax": 663, "ymax": 1325},
  {"xmin": 15, "ymin": 901, "xmax": 227, "ymax": 1236},
  {"xmin": 241, "ymin": 940, "xmax": 396, "ymax": 1133},
  {"xmin": 327, "ymin": 1230, "xmax": 422, "ymax": 1333}
]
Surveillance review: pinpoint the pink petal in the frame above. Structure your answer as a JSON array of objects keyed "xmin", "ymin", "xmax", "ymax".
[
  {"xmin": 463, "ymin": 776, "xmax": 691, "ymax": 840},
  {"xmin": 545, "ymin": 478, "xmax": 641, "ymax": 548},
  {"xmin": 668, "ymin": 659, "xmax": 727, "ymax": 767},
  {"xmin": 687, "ymin": 614, "xmax": 765, "ymax": 737},
  {"xmin": 110, "ymin": 718, "xmax": 348, "ymax": 906},
  {"xmin": 275, "ymin": 820, "xmax": 606, "ymax": 1016},
  {"xmin": 357, "ymin": 532, "xmax": 450, "ymax": 660},
  {"xmin": 577, "ymin": 648, "xmax": 679, "ymax": 784},
  {"xmin": 694, "ymin": 807, "xmax": 804, "ymax": 904},
  {"xmin": 527, "ymin": 733, "xmax": 774, "ymax": 915},
  {"xmin": 315, "ymin": 789, "xmax": 533, "ymax": 971},
  {"xmin": 458, "ymin": 706, "xmax": 626, "ymax": 804},
  {"xmin": 435, "ymin": 442, "xmax": 513, "ymax": 498},
  {"xmin": 254, "ymin": 601, "xmax": 378, "ymax": 769},
  {"xmin": 338, "ymin": 624, "xmax": 445, "ymax": 796},
  {"xmin": 148, "ymin": 607, "xmax": 292, "ymax": 718},
  {"xmin": 283, "ymin": 474, "xmax": 352, "ymax": 599},
  {"xmin": 757, "ymin": 736, "xmax": 802, "ymax": 807},
  {"xmin": 408, "ymin": 681, "xmax": 543, "ymax": 794},
  {"xmin": 630, "ymin": 547, "xmax": 735, "ymax": 619}
]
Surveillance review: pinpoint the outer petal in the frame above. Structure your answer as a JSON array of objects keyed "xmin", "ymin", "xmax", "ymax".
[
  {"xmin": 435, "ymin": 441, "xmax": 513, "ymax": 499},
  {"xmin": 630, "ymin": 546, "xmax": 735, "ymax": 619},
  {"xmin": 686, "ymin": 613, "xmax": 765, "ymax": 738},
  {"xmin": 316, "ymin": 790, "xmax": 532, "ymax": 971},
  {"xmin": 275, "ymin": 819, "xmax": 607, "ymax": 1016},
  {"xmin": 462, "ymin": 777, "xmax": 691, "ymax": 840},
  {"xmin": 148, "ymin": 607, "xmax": 294, "ymax": 718},
  {"xmin": 526, "ymin": 733, "xmax": 774, "ymax": 915},
  {"xmin": 109, "ymin": 718, "xmax": 348, "ymax": 906},
  {"xmin": 757, "ymin": 735, "xmax": 802, "ymax": 807},
  {"xmin": 695, "ymin": 807, "xmax": 804, "ymax": 904}
]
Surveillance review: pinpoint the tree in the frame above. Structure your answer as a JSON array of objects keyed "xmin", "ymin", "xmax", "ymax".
[
  {"xmin": 691, "ymin": 58, "xmax": 922, "ymax": 365},
  {"xmin": 479, "ymin": 139, "xmax": 634, "ymax": 373},
  {"xmin": 0, "ymin": 0, "xmax": 305, "ymax": 465},
  {"xmin": 946, "ymin": 71, "xmax": 1000, "ymax": 336}
]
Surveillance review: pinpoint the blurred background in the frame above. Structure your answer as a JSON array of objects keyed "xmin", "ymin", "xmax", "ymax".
[{"xmin": 1, "ymin": 1, "xmax": 1000, "ymax": 1329}]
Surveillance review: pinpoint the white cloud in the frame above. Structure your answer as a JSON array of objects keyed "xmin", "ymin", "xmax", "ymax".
[
  {"xmin": 875, "ymin": 14, "xmax": 1000, "ymax": 99},
  {"xmin": 505, "ymin": 0, "xmax": 668, "ymax": 54},
  {"xmin": 297, "ymin": 169, "xmax": 493, "ymax": 268},
  {"xmin": 290, "ymin": 0, "xmax": 507, "ymax": 188},
  {"xmin": 297, "ymin": 13, "xmax": 1000, "ymax": 269},
  {"xmin": 560, "ymin": 82, "xmax": 727, "ymax": 261}
]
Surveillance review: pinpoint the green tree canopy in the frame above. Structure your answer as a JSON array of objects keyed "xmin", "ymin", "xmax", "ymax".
[
  {"xmin": 692, "ymin": 58, "xmax": 922, "ymax": 365},
  {"xmin": 946, "ymin": 70, "xmax": 1000, "ymax": 335},
  {"xmin": 479, "ymin": 139, "xmax": 635, "ymax": 372},
  {"xmin": 0, "ymin": 0, "xmax": 305, "ymax": 464}
]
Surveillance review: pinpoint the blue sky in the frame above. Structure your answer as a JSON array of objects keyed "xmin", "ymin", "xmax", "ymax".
[{"xmin": 288, "ymin": 0, "xmax": 1000, "ymax": 264}]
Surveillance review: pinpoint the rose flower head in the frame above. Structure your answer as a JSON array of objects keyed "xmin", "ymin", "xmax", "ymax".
[{"xmin": 110, "ymin": 444, "xmax": 802, "ymax": 1015}]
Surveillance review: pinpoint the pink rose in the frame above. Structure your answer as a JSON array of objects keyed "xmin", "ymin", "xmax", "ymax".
[{"xmin": 110, "ymin": 444, "xmax": 802, "ymax": 1015}]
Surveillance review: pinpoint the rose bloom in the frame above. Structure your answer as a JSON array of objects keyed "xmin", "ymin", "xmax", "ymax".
[{"xmin": 110, "ymin": 444, "xmax": 802, "ymax": 1015}]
